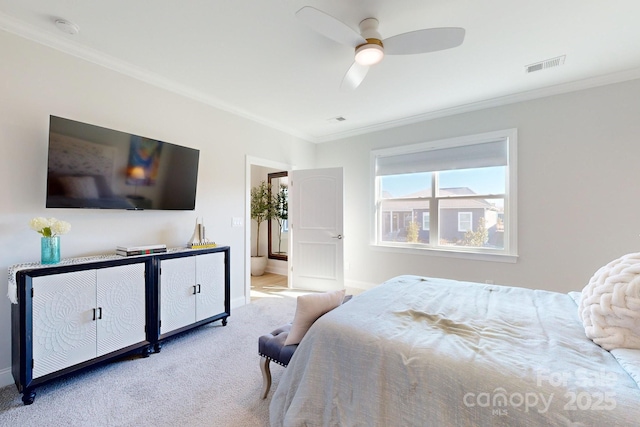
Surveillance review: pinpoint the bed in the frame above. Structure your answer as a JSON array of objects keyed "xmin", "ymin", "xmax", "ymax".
[{"xmin": 270, "ymin": 275, "xmax": 640, "ymax": 426}]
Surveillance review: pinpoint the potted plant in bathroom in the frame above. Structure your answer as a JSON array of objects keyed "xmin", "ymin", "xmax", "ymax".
[{"xmin": 251, "ymin": 180, "xmax": 275, "ymax": 276}]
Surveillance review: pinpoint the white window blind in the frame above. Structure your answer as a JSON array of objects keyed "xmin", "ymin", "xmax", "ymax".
[{"xmin": 375, "ymin": 140, "xmax": 508, "ymax": 176}]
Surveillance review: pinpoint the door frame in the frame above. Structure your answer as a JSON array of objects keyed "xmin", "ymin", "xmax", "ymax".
[{"xmin": 245, "ymin": 156, "xmax": 292, "ymax": 305}]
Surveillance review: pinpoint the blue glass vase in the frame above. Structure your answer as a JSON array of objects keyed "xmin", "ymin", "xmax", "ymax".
[{"xmin": 41, "ymin": 236, "xmax": 60, "ymax": 264}]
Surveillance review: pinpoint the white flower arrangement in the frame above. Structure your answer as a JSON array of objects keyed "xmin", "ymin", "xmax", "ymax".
[{"xmin": 29, "ymin": 217, "xmax": 71, "ymax": 237}]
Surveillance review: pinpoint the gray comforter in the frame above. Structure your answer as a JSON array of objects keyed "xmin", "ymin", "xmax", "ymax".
[{"xmin": 270, "ymin": 275, "xmax": 640, "ymax": 426}]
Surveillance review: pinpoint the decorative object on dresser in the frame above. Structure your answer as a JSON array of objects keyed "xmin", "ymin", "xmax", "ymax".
[
  {"xmin": 187, "ymin": 217, "xmax": 217, "ymax": 249},
  {"xmin": 39, "ymin": 236, "xmax": 60, "ymax": 265},
  {"xmin": 29, "ymin": 217, "xmax": 71, "ymax": 264},
  {"xmin": 116, "ymin": 243, "xmax": 167, "ymax": 256},
  {"xmin": 9, "ymin": 246, "xmax": 230, "ymax": 405}
]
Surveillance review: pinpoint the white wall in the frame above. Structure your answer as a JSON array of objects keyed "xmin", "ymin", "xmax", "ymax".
[
  {"xmin": 0, "ymin": 31, "xmax": 316, "ymax": 386},
  {"xmin": 316, "ymin": 78, "xmax": 640, "ymax": 294}
]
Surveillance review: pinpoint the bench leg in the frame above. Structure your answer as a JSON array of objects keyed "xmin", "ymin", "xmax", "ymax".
[{"xmin": 260, "ymin": 356, "xmax": 272, "ymax": 399}]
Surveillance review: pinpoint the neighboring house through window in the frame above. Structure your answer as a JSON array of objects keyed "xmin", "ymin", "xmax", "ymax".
[
  {"xmin": 458, "ymin": 212, "xmax": 472, "ymax": 232},
  {"xmin": 371, "ymin": 129, "xmax": 518, "ymax": 261}
]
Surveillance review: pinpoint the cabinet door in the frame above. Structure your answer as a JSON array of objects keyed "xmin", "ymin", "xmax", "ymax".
[
  {"xmin": 160, "ymin": 257, "xmax": 196, "ymax": 334},
  {"xmin": 195, "ymin": 252, "xmax": 226, "ymax": 322},
  {"xmin": 96, "ymin": 263, "xmax": 146, "ymax": 357},
  {"xmin": 32, "ymin": 270, "xmax": 97, "ymax": 379}
]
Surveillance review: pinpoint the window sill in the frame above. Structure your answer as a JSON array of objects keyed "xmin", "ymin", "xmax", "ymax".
[{"xmin": 371, "ymin": 243, "xmax": 518, "ymax": 263}]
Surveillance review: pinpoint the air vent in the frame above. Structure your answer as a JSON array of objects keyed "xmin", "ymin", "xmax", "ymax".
[{"xmin": 525, "ymin": 55, "xmax": 566, "ymax": 73}]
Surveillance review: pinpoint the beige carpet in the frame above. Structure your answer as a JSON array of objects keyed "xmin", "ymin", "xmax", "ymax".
[{"xmin": 0, "ymin": 293, "xmax": 297, "ymax": 427}]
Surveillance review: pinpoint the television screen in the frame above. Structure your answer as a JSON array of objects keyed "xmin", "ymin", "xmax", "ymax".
[{"xmin": 46, "ymin": 116, "xmax": 199, "ymax": 210}]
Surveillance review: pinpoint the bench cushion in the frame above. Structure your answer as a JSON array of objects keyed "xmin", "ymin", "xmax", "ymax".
[
  {"xmin": 258, "ymin": 323, "xmax": 298, "ymax": 366},
  {"xmin": 284, "ymin": 289, "xmax": 346, "ymax": 346}
]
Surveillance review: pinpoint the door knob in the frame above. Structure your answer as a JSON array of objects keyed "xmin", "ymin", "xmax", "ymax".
[{"xmin": 332, "ymin": 234, "xmax": 343, "ymax": 239}]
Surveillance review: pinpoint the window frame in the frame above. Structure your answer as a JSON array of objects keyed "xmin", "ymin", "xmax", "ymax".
[{"xmin": 370, "ymin": 129, "xmax": 518, "ymax": 263}]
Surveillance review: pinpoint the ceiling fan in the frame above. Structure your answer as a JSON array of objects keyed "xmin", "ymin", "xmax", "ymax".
[{"xmin": 295, "ymin": 6, "xmax": 465, "ymax": 90}]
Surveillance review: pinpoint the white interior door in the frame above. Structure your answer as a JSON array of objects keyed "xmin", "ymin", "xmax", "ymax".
[{"xmin": 290, "ymin": 167, "xmax": 344, "ymax": 291}]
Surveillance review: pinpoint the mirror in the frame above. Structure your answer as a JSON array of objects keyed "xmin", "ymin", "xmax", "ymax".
[{"xmin": 268, "ymin": 171, "xmax": 288, "ymax": 261}]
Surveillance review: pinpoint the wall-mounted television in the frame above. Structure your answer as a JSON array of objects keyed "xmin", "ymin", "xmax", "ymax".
[{"xmin": 46, "ymin": 115, "xmax": 200, "ymax": 210}]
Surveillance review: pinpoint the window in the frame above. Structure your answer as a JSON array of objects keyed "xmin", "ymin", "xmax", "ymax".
[{"xmin": 371, "ymin": 129, "xmax": 517, "ymax": 261}]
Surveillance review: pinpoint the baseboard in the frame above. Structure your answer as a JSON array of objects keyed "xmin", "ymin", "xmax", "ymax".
[
  {"xmin": 0, "ymin": 366, "xmax": 13, "ymax": 388},
  {"xmin": 231, "ymin": 296, "xmax": 247, "ymax": 310},
  {"xmin": 265, "ymin": 265, "xmax": 288, "ymax": 276}
]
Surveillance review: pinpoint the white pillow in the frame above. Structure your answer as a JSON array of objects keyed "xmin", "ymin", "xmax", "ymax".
[
  {"xmin": 579, "ymin": 253, "xmax": 640, "ymax": 350},
  {"xmin": 285, "ymin": 289, "xmax": 346, "ymax": 346},
  {"xmin": 59, "ymin": 176, "xmax": 99, "ymax": 199}
]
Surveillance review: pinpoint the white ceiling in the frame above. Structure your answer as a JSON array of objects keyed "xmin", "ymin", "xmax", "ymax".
[{"xmin": 1, "ymin": 0, "xmax": 640, "ymax": 143}]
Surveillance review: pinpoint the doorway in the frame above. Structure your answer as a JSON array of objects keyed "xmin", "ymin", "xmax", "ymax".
[
  {"xmin": 246, "ymin": 157, "xmax": 291, "ymax": 305},
  {"xmin": 245, "ymin": 159, "xmax": 345, "ymax": 303}
]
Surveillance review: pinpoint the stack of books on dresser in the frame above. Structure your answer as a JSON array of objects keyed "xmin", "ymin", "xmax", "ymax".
[{"xmin": 116, "ymin": 244, "xmax": 167, "ymax": 257}]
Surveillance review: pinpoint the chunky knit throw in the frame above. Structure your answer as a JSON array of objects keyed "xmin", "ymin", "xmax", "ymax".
[{"xmin": 579, "ymin": 253, "xmax": 640, "ymax": 350}]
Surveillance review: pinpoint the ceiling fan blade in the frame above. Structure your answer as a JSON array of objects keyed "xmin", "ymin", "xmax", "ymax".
[
  {"xmin": 340, "ymin": 62, "xmax": 369, "ymax": 91},
  {"xmin": 296, "ymin": 6, "xmax": 366, "ymax": 47},
  {"xmin": 384, "ymin": 27, "xmax": 465, "ymax": 55}
]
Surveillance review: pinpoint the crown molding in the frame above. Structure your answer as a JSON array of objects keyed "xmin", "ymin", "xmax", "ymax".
[
  {"xmin": 313, "ymin": 67, "xmax": 640, "ymax": 143},
  {"xmin": 2, "ymin": 12, "xmax": 639, "ymax": 145},
  {"xmin": 0, "ymin": 12, "xmax": 313, "ymax": 142}
]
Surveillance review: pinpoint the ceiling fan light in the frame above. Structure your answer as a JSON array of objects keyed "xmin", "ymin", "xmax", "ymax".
[{"xmin": 355, "ymin": 43, "xmax": 384, "ymax": 66}]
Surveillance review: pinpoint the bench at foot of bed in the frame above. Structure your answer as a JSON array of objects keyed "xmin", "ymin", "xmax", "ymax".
[{"xmin": 258, "ymin": 323, "xmax": 298, "ymax": 399}]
